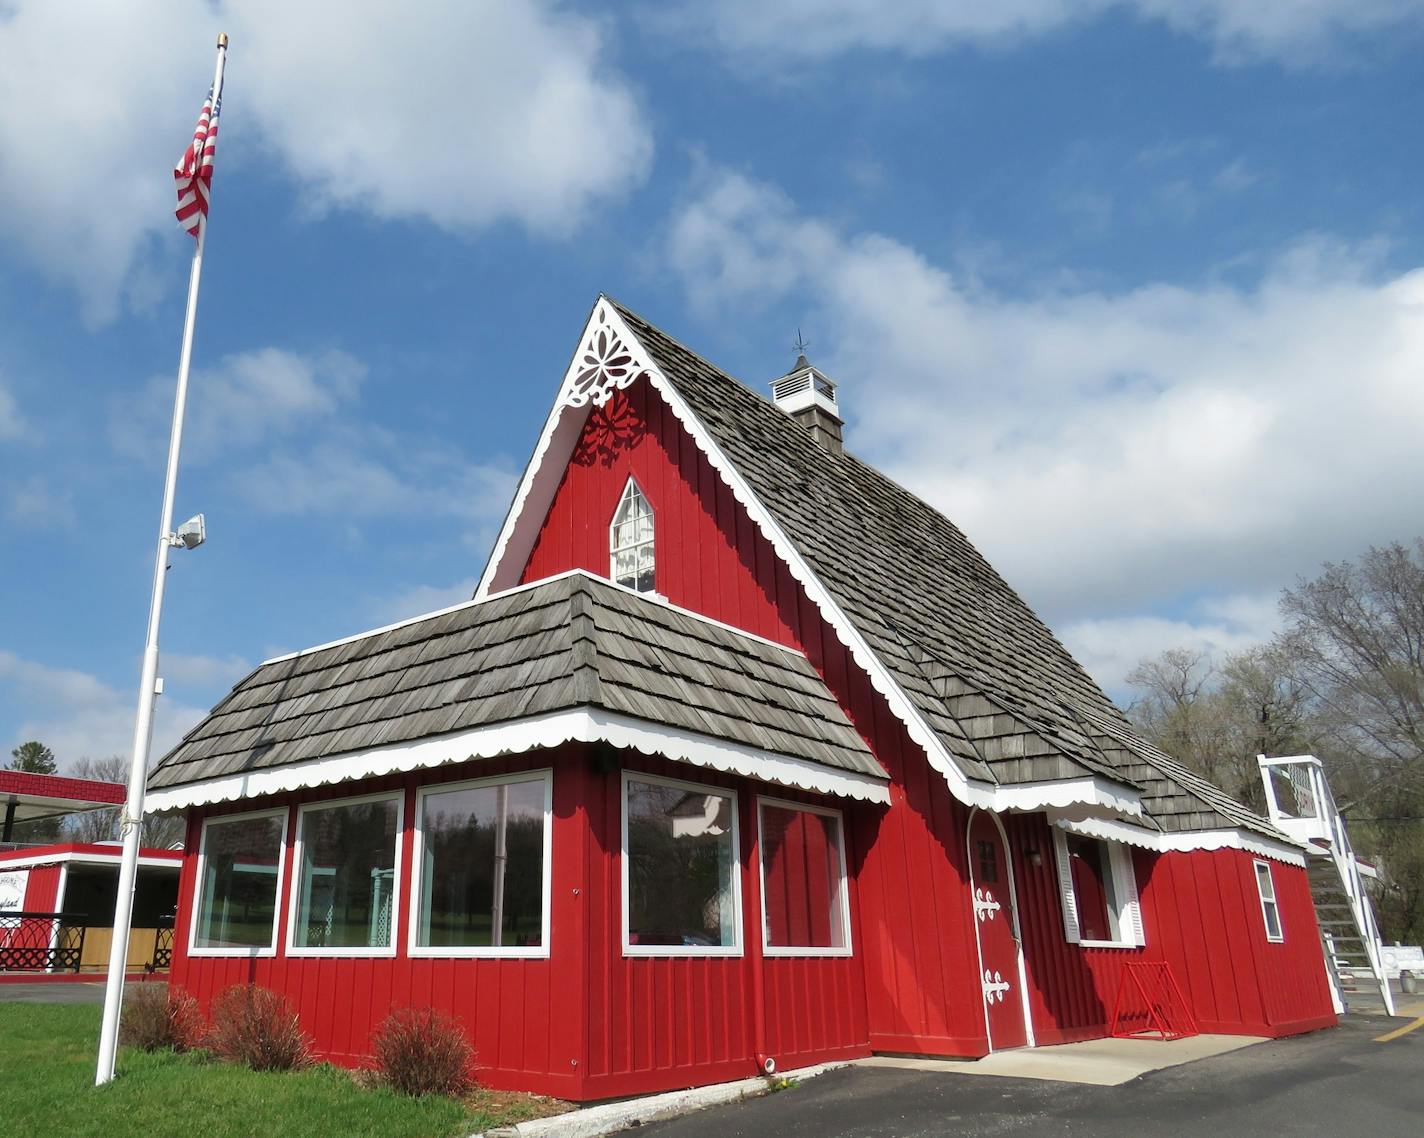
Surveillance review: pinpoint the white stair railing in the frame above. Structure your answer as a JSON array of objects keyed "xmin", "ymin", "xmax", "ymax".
[{"xmin": 1258, "ymin": 754, "xmax": 1395, "ymax": 1017}]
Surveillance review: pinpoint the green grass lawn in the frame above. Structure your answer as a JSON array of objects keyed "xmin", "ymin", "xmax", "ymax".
[{"xmin": 0, "ymin": 1001, "xmax": 564, "ymax": 1138}]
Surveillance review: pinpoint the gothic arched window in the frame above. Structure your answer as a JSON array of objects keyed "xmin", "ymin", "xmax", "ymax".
[{"xmin": 610, "ymin": 478, "xmax": 655, "ymax": 594}]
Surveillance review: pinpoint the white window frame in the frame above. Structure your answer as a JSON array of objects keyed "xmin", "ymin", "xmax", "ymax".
[
  {"xmin": 188, "ymin": 806, "xmax": 289, "ymax": 958},
  {"xmin": 756, "ymin": 796, "xmax": 852, "ymax": 958},
  {"xmin": 1051, "ymin": 828, "xmax": 1145, "ymax": 949},
  {"xmin": 407, "ymin": 769, "xmax": 553, "ymax": 959},
  {"xmin": 621, "ymin": 770, "xmax": 743, "ymax": 958},
  {"xmin": 609, "ymin": 477, "xmax": 655, "ymax": 594},
  {"xmin": 1254, "ymin": 858, "xmax": 1285, "ymax": 943},
  {"xmin": 286, "ymin": 790, "xmax": 404, "ymax": 959}
]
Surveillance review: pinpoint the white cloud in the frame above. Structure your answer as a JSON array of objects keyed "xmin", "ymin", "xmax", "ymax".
[
  {"xmin": 113, "ymin": 347, "xmax": 365, "ymax": 460},
  {"xmin": 231, "ymin": 0, "xmax": 650, "ymax": 233},
  {"xmin": 232, "ymin": 427, "xmax": 515, "ymax": 526},
  {"xmin": 3, "ymin": 476, "xmax": 75, "ymax": 529},
  {"xmin": 0, "ymin": 649, "xmax": 209, "ymax": 765},
  {"xmin": 1059, "ymin": 592, "xmax": 1282, "ymax": 696},
  {"xmin": 666, "ymin": 168, "xmax": 1424, "ymax": 624},
  {"xmin": 0, "ymin": 1, "xmax": 651, "ymax": 321},
  {"xmin": 161, "ymin": 652, "xmax": 251, "ymax": 691},
  {"xmin": 367, "ymin": 577, "xmax": 482, "ymax": 626},
  {"xmin": 0, "ymin": 379, "xmax": 23, "ymax": 441},
  {"xmin": 666, "ymin": 0, "xmax": 1424, "ymax": 65}
]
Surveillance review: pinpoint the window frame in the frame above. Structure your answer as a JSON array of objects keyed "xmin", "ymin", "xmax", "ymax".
[
  {"xmin": 285, "ymin": 790, "xmax": 404, "ymax": 959},
  {"xmin": 756, "ymin": 795, "xmax": 853, "ymax": 958},
  {"xmin": 1253, "ymin": 858, "xmax": 1285, "ymax": 943},
  {"xmin": 187, "ymin": 806, "xmax": 289, "ymax": 959},
  {"xmin": 621, "ymin": 770, "xmax": 743, "ymax": 958},
  {"xmin": 608, "ymin": 477, "xmax": 656, "ymax": 595},
  {"xmin": 407, "ymin": 769, "xmax": 554, "ymax": 959},
  {"xmin": 1051, "ymin": 828, "xmax": 1145, "ymax": 949}
]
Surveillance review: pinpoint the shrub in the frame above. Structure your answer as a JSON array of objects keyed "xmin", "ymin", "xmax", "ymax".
[
  {"xmin": 370, "ymin": 1006, "xmax": 474, "ymax": 1098},
  {"xmin": 208, "ymin": 984, "xmax": 311, "ymax": 1071},
  {"xmin": 120, "ymin": 983, "xmax": 203, "ymax": 1052}
]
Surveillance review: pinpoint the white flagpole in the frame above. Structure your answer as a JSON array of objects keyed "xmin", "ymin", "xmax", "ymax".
[{"xmin": 96, "ymin": 31, "xmax": 228, "ymax": 1088}]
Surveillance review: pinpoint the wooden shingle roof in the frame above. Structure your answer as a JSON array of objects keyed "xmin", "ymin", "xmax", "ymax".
[
  {"xmin": 148, "ymin": 573, "xmax": 883, "ymax": 794},
  {"xmin": 611, "ymin": 300, "xmax": 1287, "ymax": 842}
]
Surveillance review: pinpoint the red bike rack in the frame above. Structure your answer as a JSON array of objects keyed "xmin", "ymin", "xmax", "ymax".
[{"xmin": 1109, "ymin": 961, "xmax": 1199, "ymax": 1041}]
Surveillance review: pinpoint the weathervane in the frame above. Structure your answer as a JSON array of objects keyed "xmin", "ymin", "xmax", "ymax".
[{"xmin": 793, "ymin": 328, "xmax": 810, "ymax": 357}]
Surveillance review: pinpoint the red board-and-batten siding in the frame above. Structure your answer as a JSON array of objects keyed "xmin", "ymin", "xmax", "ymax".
[
  {"xmin": 521, "ymin": 379, "xmax": 988, "ymax": 1059},
  {"xmin": 170, "ymin": 375, "xmax": 1332, "ymax": 1099},
  {"xmin": 521, "ymin": 378, "xmax": 1333, "ymax": 1046}
]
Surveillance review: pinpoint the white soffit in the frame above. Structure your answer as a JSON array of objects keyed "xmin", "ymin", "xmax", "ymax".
[
  {"xmin": 473, "ymin": 297, "xmax": 1141, "ymax": 820},
  {"xmin": 143, "ymin": 708, "xmax": 892, "ymax": 813},
  {"xmin": 1049, "ymin": 812, "xmax": 1307, "ymax": 867}
]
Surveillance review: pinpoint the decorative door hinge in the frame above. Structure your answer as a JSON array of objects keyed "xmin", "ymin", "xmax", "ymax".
[{"xmin": 982, "ymin": 969, "xmax": 1011, "ymax": 1004}]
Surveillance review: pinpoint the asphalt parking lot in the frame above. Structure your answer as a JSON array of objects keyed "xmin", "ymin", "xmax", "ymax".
[
  {"xmin": 0, "ymin": 982, "xmax": 110, "ymax": 1004},
  {"xmin": 644, "ymin": 1014, "xmax": 1424, "ymax": 1138}
]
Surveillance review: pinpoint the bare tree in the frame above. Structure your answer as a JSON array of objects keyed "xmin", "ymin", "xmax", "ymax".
[
  {"xmin": 1276, "ymin": 540, "xmax": 1424, "ymax": 942},
  {"xmin": 1126, "ymin": 648, "xmax": 1265, "ymax": 809},
  {"xmin": 62, "ymin": 756, "xmax": 186, "ymax": 850}
]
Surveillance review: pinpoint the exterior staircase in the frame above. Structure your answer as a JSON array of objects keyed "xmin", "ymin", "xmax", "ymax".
[{"xmin": 1258, "ymin": 754, "xmax": 1396, "ymax": 1017}]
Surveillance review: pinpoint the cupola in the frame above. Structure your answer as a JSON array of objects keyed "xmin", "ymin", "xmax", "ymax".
[{"xmin": 770, "ymin": 350, "xmax": 844, "ymax": 455}]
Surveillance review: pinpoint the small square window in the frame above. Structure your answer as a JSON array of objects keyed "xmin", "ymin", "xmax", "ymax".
[
  {"xmin": 977, "ymin": 839, "xmax": 998, "ymax": 884},
  {"xmin": 191, "ymin": 809, "xmax": 286, "ymax": 955},
  {"xmin": 759, "ymin": 800, "xmax": 851, "ymax": 955},
  {"xmin": 623, "ymin": 774, "xmax": 739, "ymax": 954},
  {"xmin": 289, "ymin": 794, "xmax": 401, "ymax": 955},
  {"xmin": 1052, "ymin": 830, "xmax": 1143, "ymax": 948},
  {"xmin": 412, "ymin": 772, "xmax": 551, "ymax": 955}
]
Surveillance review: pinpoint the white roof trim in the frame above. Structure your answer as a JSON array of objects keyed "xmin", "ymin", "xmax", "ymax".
[
  {"xmin": 261, "ymin": 568, "xmax": 806, "ymax": 669},
  {"xmin": 996, "ymin": 777, "xmax": 1141, "ymax": 819},
  {"xmin": 144, "ymin": 707, "xmax": 891, "ymax": 813},
  {"xmin": 0, "ymin": 850, "xmax": 181, "ymax": 871},
  {"xmin": 1048, "ymin": 812, "xmax": 1307, "ymax": 867},
  {"xmin": 474, "ymin": 298, "xmax": 1139, "ymax": 819}
]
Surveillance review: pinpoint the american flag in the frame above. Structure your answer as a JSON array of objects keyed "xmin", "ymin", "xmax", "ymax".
[{"xmin": 174, "ymin": 84, "xmax": 221, "ymax": 239}]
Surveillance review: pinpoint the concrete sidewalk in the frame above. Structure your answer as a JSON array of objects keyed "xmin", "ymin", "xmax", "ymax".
[{"xmin": 861, "ymin": 1032, "xmax": 1264, "ymax": 1086}]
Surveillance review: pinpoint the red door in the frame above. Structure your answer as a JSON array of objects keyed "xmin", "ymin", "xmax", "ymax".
[{"xmin": 969, "ymin": 810, "xmax": 1027, "ymax": 1050}]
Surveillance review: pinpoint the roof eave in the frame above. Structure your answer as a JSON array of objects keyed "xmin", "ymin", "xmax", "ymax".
[{"xmin": 145, "ymin": 706, "xmax": 892, "ymax": 812}]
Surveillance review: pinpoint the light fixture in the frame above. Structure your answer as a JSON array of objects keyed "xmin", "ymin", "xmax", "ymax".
[{"xmin": 170, "ymin": 513, "xmax": 206, "ymax": 550}]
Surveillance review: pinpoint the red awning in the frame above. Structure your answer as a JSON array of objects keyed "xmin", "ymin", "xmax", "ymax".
[{"xmin": 0, "ymin": 771, "xmax": 126, "ymax": 834}]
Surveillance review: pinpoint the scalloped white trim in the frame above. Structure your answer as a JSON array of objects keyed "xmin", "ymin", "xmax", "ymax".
[
  {"xmin": 474, "ymin": 299, "xmax": 1141, "ymax": 820},
  {"xmin": 995, "ymin": 777, "xmax": 1142, "ymax": 818},
  {"xmin": 143, "ymin": 708, "xmax": 892, "ymax": 812},
  {"xmin": 1048, "ymin": 812, "xmax": 1306, "ymax": 867}
]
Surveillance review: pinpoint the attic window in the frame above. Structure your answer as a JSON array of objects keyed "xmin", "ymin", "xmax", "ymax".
[
  {"xmin": 610, "ymin": 478, "xmax": 655, "ymax": 593},
  {"xmin": 1051, "ymin": 830, "xmax": 1144, "ymax": 949}
]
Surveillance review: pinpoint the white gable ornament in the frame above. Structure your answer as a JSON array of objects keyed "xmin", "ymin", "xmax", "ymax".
[{"xmin": 565, "ymin": 307, "xmax": 650, "ymax": 408}]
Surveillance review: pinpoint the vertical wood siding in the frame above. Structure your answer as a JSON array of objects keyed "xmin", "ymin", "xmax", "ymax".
[
  {"xmin": 171, "ymin": 372, "xmax": 1334, "ymax": 1098},
  {"xmin": 521, "ymin": 379, "xmax": 989, "ymax": 1059},
  {"xmin": 22, "ymin": 863, "xmax": 62, "ymax": 911},
  {"xmin": 1006, "ymin": 813, "xmax": 1334, "ymax": 1042}
]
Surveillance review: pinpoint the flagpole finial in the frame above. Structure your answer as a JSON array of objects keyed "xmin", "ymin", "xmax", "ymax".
[{"xmin": 217, "ymin": 32, "xmax": 229, "ymax": 48}]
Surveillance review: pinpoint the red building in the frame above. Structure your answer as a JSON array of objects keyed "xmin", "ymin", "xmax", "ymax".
[{"xmin": 147, "ymin": 298, "xmax": 1334, "ymax": 1100}]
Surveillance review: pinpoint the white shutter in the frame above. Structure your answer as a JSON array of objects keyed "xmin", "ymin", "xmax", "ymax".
[
  {"xmin": 1051, "ymin": 829, "xmax": 1081, "ymax": 944},
  {"xmin": 1113, "ymin": 843, "xmax": 1146, "ymax": 947}
]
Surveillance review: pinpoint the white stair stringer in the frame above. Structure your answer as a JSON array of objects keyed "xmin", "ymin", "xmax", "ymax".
[{"xmin": 1258, "ymin": 754, "xmax": 1396, "ymax": 1017}]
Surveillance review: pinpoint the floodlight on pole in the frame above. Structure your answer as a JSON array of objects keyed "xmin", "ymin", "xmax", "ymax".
[{"xmin": 173, "ymin": 513, "xmax": 206, "ymax": 550}]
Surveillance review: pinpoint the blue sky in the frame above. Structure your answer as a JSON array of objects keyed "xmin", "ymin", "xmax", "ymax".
[{"xmin": 2, "ymin": 1, "xmax": 1422, "ymax": 766}]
